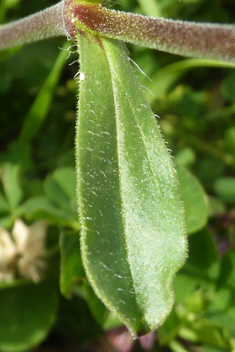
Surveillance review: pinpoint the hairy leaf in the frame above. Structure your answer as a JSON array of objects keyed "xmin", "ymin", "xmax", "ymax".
[{"xmin": 76, "ymin": 33, "xmax": 187, "ymax": 337}]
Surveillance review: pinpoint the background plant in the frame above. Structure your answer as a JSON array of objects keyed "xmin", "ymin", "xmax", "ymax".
[{"xmin": 0, "ymin": 0, "xmax": 235, "ymax": 351}]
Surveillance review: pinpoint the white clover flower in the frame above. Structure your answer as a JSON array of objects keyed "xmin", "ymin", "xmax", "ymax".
[{"xmin": 0, "ymin": 219, "xmax": 47, "ymax": 282}]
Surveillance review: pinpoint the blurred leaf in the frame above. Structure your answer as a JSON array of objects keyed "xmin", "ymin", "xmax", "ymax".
[
  {"xmin": 158, "ymin": 310, "xmax": 182, "ymax": 345},
  {"xmin": 57, "ymin": 149, "xmax": 75, "ymax": 168},
  {"xmin": 19, "ymin": 42, "xmax": 70, "ymax": 142},
  {"xmin": 0, "ymin": 214, "xmax": 14, "ymax": 228},
  {"xmin": 0, "ymin": 64, "xmax": 12, "ymax": 92},
  {"xmin": 196, "ymin": 157, "xmax": 226, "ymax": 190},
  {"xmin": 137, "ymin": 0, "xmax": 161, "ymax": 17},
  {"xmin": 77, "ymin": 34, "xmax": 187, "ymax": 336},
  {"xmin": 0, "ymin": 41, "xmax": 61, "ymax": 88},
  {"xmin": 23, "ymin": 179, "xmax": 44, "ymax": 198},
  {"xmin": 44, "ymin": 167, "xmax": 77, "ymax": 215},
  {"xmin": 214, "ymin": 177, "xmax": 235, "ymax": 203},
  {"xmin": 174, "ymin": 147, "xmax": 196, "ymax": 168},
  {"xmin": 220, "ymin": 71, "xmax": 235, "ymax": 103},
  {"xmin": 203, "ymin": 346, "xmax": 230, "ymax": 352},
  {"xmin": 0, "ymin": 192, "xmax": 9, "ymax": 212},
  {"xmin": 224, "ymin": 127, "xmax": 235, "ymax": 154},
  {"xmin": 173, "ymin": 272, "xmax": 197, "ymax": 302},
  {"xmin": 177, "ymin": 165, "xmax": 208, "ymax": 234},
  {"xmin": 0, "ymin": 281, "xmax": 58, "ymax": 352},
  {"xmin": 5, "ymin": 0, "xmax": 21, "ymax": 9},
  {"xmin": 22, "ymin": 196, "xmax": 78, "ymax": 228},
  {"xmin": 0, "ymin": 141, "xmax": 32, "ymax": 172},
  {"xmin": 187, "ymin": 229, "xmax": 218, "ymax": 271},
  {"xmin": 206, "ymin": 251, "xmax": 235, "ymax": 352},
  {"xmin": 171, "ymin": 85, "xmax": 205, "ymax": 119},
  {"xmin": 180, "ymin": 229, "xmax": 219, "ymax": 290},
  {"xmin": 189, "ymin": 319, "xmax": 228, "ymax": 349},
  {"xmin": 60, "ymin": 231, "xmax": 84, "ymax": 298},
  {"xmin": 208, "ymin": 196, "xmax": 226, "ymax": 217},
  {"xmin": 57, "ymin": 295, "xmax": 102, "ymax": 343},
  {"xmin": 1, "ymin": 163, "xmax": 23, "ymax": 211},
  {"xmin": 217, "ymin": 249, "xmax": 235, "ymax": 290},
  {"xmin": 207, "ymin": 288, "xmax": 235, "ymax": 337},
  {"xmin": 145, "ymin": 59, "xmax": 235, "ymax": 103},
  {"xmin": 83, "ymin": 282, "xmax": 122, "ymax": 330},
  {"xmin": 0, "ymin": 47, "xmax": 20, "ymax": 62}
]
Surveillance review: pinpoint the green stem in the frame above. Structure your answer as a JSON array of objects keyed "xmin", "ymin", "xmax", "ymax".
[
  {"xmin": 64, "ymin": 2, "xmax": 235, "ymax": 64},
  {"xmin": 0, "ymin": 1, "xmax": 67, "ymax": 50}
]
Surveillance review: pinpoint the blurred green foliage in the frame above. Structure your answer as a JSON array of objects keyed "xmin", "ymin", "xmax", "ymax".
[{"xmin": 0, "ymin": 0, "xmax": 235, "ymax": 351}]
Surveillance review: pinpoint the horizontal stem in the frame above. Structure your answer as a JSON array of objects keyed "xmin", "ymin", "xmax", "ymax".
[
  {"xmin": 0, "ymin": 1, "xmax": 67, "ymax": 50},
  {"xmin": 65, "ymin": 3, "xmax": 235, "ymax": 64}
]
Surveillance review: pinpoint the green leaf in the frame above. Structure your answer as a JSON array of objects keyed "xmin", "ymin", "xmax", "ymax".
[
  {"xmin": 57, "ymin": 295, "xmax": 102, "ymax": 344},
  {"xmin": 137, "ymin": 0, "xmax": 161, "ymax": 17},
  {"xmin": 76, "ymin": 33, "xmax": 187, "ymax": 337},
  {"xmin": 180, "ymin": 229, "xmax": 219, "ymax": 291},
  {"xmin": 0, "ymin": 192, "xmax": 9, "ymax": 213},
  {"xmin": 174, "ymin": 147, "xmax": 196, "ymax": 168},
  {"xmin": 217, "ymin": 249, "xmax": 235, "ymax": 289},
  {"xmin": 44, "ymin": 167, "xmax": 77, "ymax": 215},
  {"xmin": 19, "ymin": 42, "xmax": 70, "ymax": 142},
  {"xmin": 176, "ymin": 165, "xmax": 209, "ymax": 234},
  {"xmin": 0, "ymin": 141, "xmax": 32, "ymax": 172},
  {"xmin": 188, "ymin": 319, "xmax": 228, "ymax": 349},
  {"xmin": 203, "ymin": 346, "xmax": 230, "ymax": 352},
  {"xmin": 0, "ymin": 282, "xmax": 58, "ymax": 352},
  {"xmin": 1, "ymin": 162, "xmax": 23, "ymax": 211},
  {"xmin": 207, "ymin": 288, "xmax": 235, "ymax": 336},
  {"xmin": 83, "ymin": 282, "xmax": 122, "ymax": 330},
  {"xmin": 173, "ymin": 272, "xmax": 197, "ymax": 302},
  {"xmin": 214, "ymin": 177, "xmax": 235, "ymax": 203},
  {"xmin": 224, "ymin": 127, "xmax": 235, "ymax": 153},
  {"xmin": 145, "ymin": 59, "xmax": 235, "ymax": 104},
  {"xmin": 0, "ymin": 215, "xmax": 14, "ymax": 228},
  {"xmin": 220, "ymin": 71, "xmax": 235, "ymax": 103},
  {"xmin": 158, "ymin": 310, "xmax": 182, "ymax": 345},
  {"xmin": 60, "ymin": 231, "xmax": 84, "ymax": 298},
  {"xmin": 22, "ymin": 196, "xmax": 79, "ymax": 228},
  {"xmin": 208, "ymin": 196, "xmax": 226, "ymax": 217}
]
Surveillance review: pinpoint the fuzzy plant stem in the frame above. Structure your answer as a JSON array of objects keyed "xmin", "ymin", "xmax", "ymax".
[
  {"xmin": 64, "ymin": 3, "xmax": 235, "ymax": 65},
  {"xmin": 0, "ymin": 1, "xmax": 67, "ymax": 50}
]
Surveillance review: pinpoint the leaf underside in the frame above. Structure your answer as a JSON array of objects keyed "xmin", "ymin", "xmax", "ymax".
[{"xmin": 76, "ymin": 32, "xmax": 187, "ymax": 337}]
